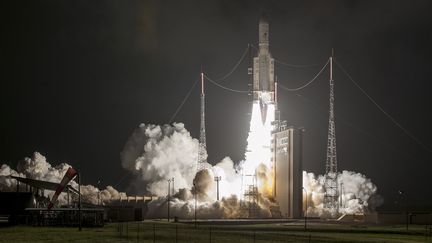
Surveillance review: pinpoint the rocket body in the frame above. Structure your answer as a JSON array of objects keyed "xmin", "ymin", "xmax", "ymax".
[{"xmin": 253, "ymin": 15, "xmax": 275, "ymax": 123}]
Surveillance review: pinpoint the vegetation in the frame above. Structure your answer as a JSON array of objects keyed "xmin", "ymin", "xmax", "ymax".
[{"xmin": 0, "ymin": 221, "xmax": 430, "ymax": 242}]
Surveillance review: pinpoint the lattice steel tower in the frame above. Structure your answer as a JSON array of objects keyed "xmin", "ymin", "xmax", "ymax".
[
  {"xmin": 197, "ymin": 72, "xmax": 208, "ymax": 171},
  {"xmin": 323, "ymin": 56, "xmax": 339, "ymax": 215}
]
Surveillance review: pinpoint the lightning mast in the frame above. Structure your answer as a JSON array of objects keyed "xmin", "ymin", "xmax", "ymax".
[
  {"xmin": 323, "ymin": 54, "xmax": 339, "ymax": 216},
  {"xmin": 197, "ymin": 71, "xmax": 208, "ymax": 171}
]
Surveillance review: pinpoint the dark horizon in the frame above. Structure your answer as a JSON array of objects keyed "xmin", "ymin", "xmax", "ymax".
[{"xmin": 1, "ymin": 0, "xmax": 432, "ymax": 210}]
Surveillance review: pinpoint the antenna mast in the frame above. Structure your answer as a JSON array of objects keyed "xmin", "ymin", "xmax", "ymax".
[
  {"xmin": 323, "ymin": 51, "xmax": 339, "ymax": 216},
  {"xmin": 197, "ymin": 70, "xmax": 208, "ymax": 171}
]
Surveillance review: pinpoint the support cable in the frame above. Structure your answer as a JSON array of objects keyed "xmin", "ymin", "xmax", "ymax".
[
  {"xmin": 211, "ymin": 45, "xmax": 249, "ymax": 82},
  {"xmin": 168, "ymin": 77, "xmax": 200, "ymax": 123},
  {"xmin": 278, "ymin": 59, "xmax": 330, "ymax": 91},
  {"xmin": 294, "ymin": 93, "xmax": 419, "ymax": 160},
  {"xmin": 334, "ymin": 58, "xmax": 432, "ymax": 153},
  {"xmin": 204, "ymin": 74, "xmax": 249, "ymax": 93},
  {"xmin": 113, "ymin": 172, "xmax": 130, "ymax": 188},
  {"xmin": 168, "ymin": 44, "xmax": 249, "ymax": 123}
]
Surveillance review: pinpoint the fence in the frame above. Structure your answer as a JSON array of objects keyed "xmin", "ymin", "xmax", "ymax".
[{"xmin": 116, "ymin": 221, "xmax": 314, "ymax": 243}]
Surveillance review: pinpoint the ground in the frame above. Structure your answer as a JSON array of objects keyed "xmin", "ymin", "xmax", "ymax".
[{"xmin": 0, "ymin": 220, "xmax": 430, "ymax": 242}]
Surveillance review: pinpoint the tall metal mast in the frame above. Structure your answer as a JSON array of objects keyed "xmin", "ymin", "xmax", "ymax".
[
  {"xmin": 197, "ymin": 71, "xmax": 208, "ymax": 171},
  {"xmin": 323, "ymin": 54, "xmax": 339, "ymax": 215}
]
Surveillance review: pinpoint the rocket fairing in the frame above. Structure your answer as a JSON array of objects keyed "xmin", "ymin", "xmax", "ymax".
[{"xmin": 253, "ymin": 14, "xmax": 275, "ymax": 123}]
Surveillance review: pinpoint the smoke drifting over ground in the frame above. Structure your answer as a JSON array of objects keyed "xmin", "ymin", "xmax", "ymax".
[
  {"xmin": 0, "ymin": 152, "xmax": 125, "ymax": 206},
  {"xmin": 0, "ymin": 123, "xmax": 381, "ymax": 217},
  {"xmin": 120, "ymin": 123, "xmax": 252, "ymax": 218},
  {"xmin": 121, "ymin": 123, "xmax": 202, "ymax": 195},
  {"xmin": 121, "ymin": 123, "xmax": 381, "ymax": 218},
  {"xmin": 145, "ymin": 169, "xmax": 269, "ymax": 219},
  {"xmin": 303, "ymin": 171, "xmax": 381, "ymax": 217}
]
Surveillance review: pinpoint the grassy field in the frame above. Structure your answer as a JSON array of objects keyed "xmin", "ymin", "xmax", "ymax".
[{"xmin": 0, "ymin": 221, "xmax": 431, "ymax": 243}]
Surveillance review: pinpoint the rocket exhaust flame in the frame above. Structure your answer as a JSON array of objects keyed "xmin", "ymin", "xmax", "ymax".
[{"xmin": 242, "ymin": 102, "xmax": 275, "ymax": 199}]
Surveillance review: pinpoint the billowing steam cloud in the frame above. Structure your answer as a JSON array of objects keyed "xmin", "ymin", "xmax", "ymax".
[
  {"xmin": 0, "ymin": 152, "xmax": 125, "ymax": 206},
  {"xmin": 121, "ymin": 123, "xmax": 202, "ymax": 195},
  {"xmin": 120, "ymin": 123, "xmax": 243, "ymax": 200},
  {"xmin": 120, "ymin": 123, "xmax": 258, "ymax": 218},
  {"xmin": 145, "ymin": 169, "xmax": 270, "ymax": 219},
  {"xmin": 121, "ymin": 122, "xmax": 380, "ymax": 218},
  {"xmin": 303, "ymin": 171, "xmax": 381, "ymax": 217},
  {"xmin": 0, "ymin": 122, "xmax": 381, "ymax": 218}
]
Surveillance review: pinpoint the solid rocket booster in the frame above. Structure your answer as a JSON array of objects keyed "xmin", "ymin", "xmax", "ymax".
[{"xmin": 253, "ymin": 14, "xmax": 275, "ymax": 123}]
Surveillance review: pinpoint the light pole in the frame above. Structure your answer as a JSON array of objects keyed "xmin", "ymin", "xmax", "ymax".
[
  {"xmin": 340, "ymin": 182, "xmax": 344, "ymax": 208},
  {"xmin": 97, "ymin": 179, "xmax": 101, "ymax": 206},
  {"xmin": 172, "ymin": 178, "xmax": 175, "ymax": 195},
  {"xmin": 168, "ymin": 178, "xmax": 172, "ymax": 222},
  {"xmin": 398, "ymin": 190, "xmax": 409, "ymax": 230},
  {"xmin": 302, "ymin": 187, "xmax": 307, "ymax": 230},
  {"xmin": 78, "ymin": 173, "xmax": 82, "ymax": 231},
  {"xmin": 193, "ymin": 182, "xmax": 197, "ymax": 228},
  {"xmin": 214, "ymin": 176, "xmax": 221, "ymax": 201}
]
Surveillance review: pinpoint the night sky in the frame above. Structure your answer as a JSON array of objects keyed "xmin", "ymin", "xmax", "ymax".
[{"xmin": 2, "ymin": 0, "xmax": 431, "ymax": 209}]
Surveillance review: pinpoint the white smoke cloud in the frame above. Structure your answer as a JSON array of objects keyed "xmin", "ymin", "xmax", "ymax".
[
  {"xmin": 0, "ymin": 164, "xmax": 24, "ymax": 191},
  {"xmin": 0, "ymin": 152, "xmax": 125, "ymax": 206},
  {"xmin": 303, "ymin": 170, "xmax": 380, "ymax": 217},
  {"xmin": 212, "ymin": 157, "xmax": 242, "ymax": 199},
  {"xmin": 0, "ymin": 121, "xmax": 381, "ymax": 218},
  {"xmin": 121, "ymin": 122, "xmax": 381, "ymax": 219},
  {"xmin": 146, "ymin": 192, "xmax": 271, "ymax": 219},
  {"xmin": 121, "ymin": 123, "xmax": 213, "ymax": 196},
  {"xmin": 80, "ymin": 185, "xmax": 126, "ymax": 205},
  {"xmin": 120, "ymin": 123, "xmax": 263, "ymax": 218}
]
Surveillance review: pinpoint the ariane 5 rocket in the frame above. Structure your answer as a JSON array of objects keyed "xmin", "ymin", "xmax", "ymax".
[{"xmin": 253, "ymin": 14, "xmax": 275, "ymax": 124}]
